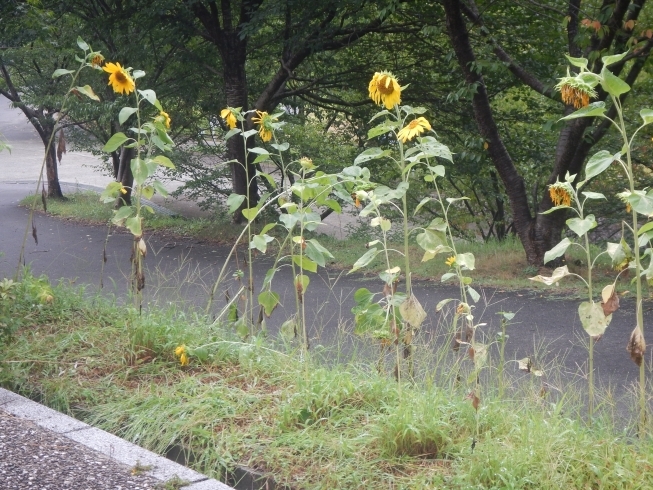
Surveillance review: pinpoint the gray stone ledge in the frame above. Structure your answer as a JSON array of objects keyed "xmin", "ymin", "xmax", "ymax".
[{"xmin": 0, "ymin": 388, "xmax": 233, "ymax": 489}]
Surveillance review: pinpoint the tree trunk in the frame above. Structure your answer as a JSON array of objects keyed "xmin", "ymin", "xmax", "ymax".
[
  {"xmin": 40, "ymin": 126, "xmax": 63, "ymax": 199},
  {"xmin": 115, "ymin": 146, "xmax": 134, "ymax": 206},
  {"xmin": 224, "ymin": 58, "xmax": 258, "ymax": 223}
]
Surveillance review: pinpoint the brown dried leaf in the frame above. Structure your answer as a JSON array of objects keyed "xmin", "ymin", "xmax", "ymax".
[
  {"xmin": 32, "ymin": 221, "xmax": 38, "ymax": 245},
  {"xmin": 399, "ymin": 294, "xmax": 427, "ymax": 328},
  {"xmin": 601, "ymin": 284, "xmax": 620, "ymax": 316},
  {"xmin": 466, "ymin": 391, "xmax": 480, "ymax": 411},
  {"xmin": 57, "ymin": 129, "xmax": 66, "ymax": 163},
  {"xmin": 41, "ymin": 187, "xmax": 47, "ymax": 212},
  {"xmin": 627, "ymin": 326, "xmax": 646, "ymax": 366}
]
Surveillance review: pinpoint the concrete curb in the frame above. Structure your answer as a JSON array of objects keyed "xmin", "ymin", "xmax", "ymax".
[{"xmin": 0, "ymin": 388, "xmax": 233, "ymax": 489}]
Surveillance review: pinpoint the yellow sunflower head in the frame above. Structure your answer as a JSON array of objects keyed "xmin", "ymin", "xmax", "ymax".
[
  {"xmin": 155, "ymin": 110, "xmax": 171, "ymax": 129},
  {"xmin": 89, "ymin": 52, "xmax": 104, "ymax": 68},
  {"xmin": 368, "ymin": 71, "xmax": 402, "ymax": 109},
  {"xmin": 251, "ymin": 110, "xmax": 278, "ymax": 142},
  {"xmin": 397, "ymin": 117, "xmax": 432, "ymax": 143},
  {"xmin": 220, "ymin": 107, "xmax": 238, "ymax": 130},
  {"xmin": 102, "ymin": 62, "xmax": 135, "ymax": 95},
  {"xmin": 548, "ymin": 181, "xmax": 574, "ymax": 207},
  {"xmin": 445, "ymin": 256, "xmax": 456, "ymax": 267},
  {"xmin": 179, "ymin": 353, "xmax": 189, "ymax": 366},
  {"xmin": 174, "ymin": 344, "xmax": 185, "ymax": 357}
]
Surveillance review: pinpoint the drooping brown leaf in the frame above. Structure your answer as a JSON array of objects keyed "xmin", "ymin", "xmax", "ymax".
[
  {"xmin": 601, "ymin": 284, "xmax": 620, "ymax": 316},
  {"xmin": 627, "ymin": 326, "xmax": 646, "ymax": 366},
  {"xmin": 468, "ymin": 346, "xmax": 475, "ymax": 361},
  {"xmin": 453, "ymin": 332, "xmax": 461, "ymax": 351},
  {"xmin": 466, "ymin": 391, "xmax": 480, "ymax": 411},
  {"xmin": 57, "ymin": 129, "xmax": 66, "ymax": 163},
  {"xmin": 32, "ymin": 221, "xmax": 38, "ymax": 245},
  {"xmin": 41, "ymin": 187, "xmax": 47, "ymax": 212}
]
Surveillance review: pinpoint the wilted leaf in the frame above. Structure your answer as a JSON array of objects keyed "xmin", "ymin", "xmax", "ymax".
[
  {"xmin": 399, "ymin": 294, "xmax": 427, "ymax": 329},
  {"xmin": 258, "ymin": 290, "xmax": 280, "ymax": 317},
  {"xmin": 518, "ymin": 357, "xmax": 543, "ymax": 376},
  {"xmin": 529, "ymin": 265, "xmax": 570, "ymax": 285},
  {"xmin": 601, "ymin": 284, "xmax": 620, "ymax": 316},
  {"xmin": 578, "ymin": 301, "xmax": 611, "ymax": 337},
  {"xmin": 137, "ymin": 238, "xmax": 147, "ymax": 257},
  {"xmin": 471, "ymin": 343, "xmax": 487, "ymax": 368},
  {"xmin": 466, "ymin": 391, "xmax": 480, "ymax": 411},
  {"xmin": 627, "ymin": 326, "xmax": 646, "ymax": 366},
  {"xmin": 436, "ymin": 298, "xmax": 455, "ymax": 312}
]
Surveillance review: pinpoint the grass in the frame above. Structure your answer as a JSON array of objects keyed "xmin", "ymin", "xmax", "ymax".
[
  {"xmin": 21, "ymin": 191, "xmax": 626, "ymax": 294},
  {"xmin": 2, "ymin": 274, "xmax": 653, "ymax": 489}
]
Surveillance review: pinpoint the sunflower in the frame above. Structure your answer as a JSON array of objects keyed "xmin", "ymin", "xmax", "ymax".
[
  {"xmin": 251, "ymin": 110, "xmax": 277, "ymax": 142},
  {"xmin": 445, "ymin": 256, "xmax": 456, "ymax": 267},
  {"xmin": 616, "ymin": 190, "xmax": 632, "ymax": 213},
  {"xmin": 548, "ymin": 181, "xmax": 573, "ymax": 207},
  {"xmin": 397, "ymin": 117, "xmax": 431, "ymax": 143},
  {"xmin": 174, "ymin": 344, "xmax": 189, "ymax": 366},
  {"xmin": 220, "ymin": 108, "xmax": 238, "ymax": 129},
  {"xmin": 555, "ymin": 73, "xmax": 597, "ymax": 109},
  {"xmin": 369, "ymin": 71, "xmax": 402, "ymax": 109},
  {"xmin": 102, "ymin": 62, "xmax": 135, "ymax": 95},
  {"xmin": 156, "ymin": 110, "xmax": 171, "ymax": 129},
  {"xmin": 90, "ymin": 53, "xmax": 104, "ymax": 68}
]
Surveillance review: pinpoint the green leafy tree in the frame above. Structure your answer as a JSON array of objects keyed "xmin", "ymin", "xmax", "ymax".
[{"xmin": 442, "ymin": 0, "xmax": 653, "ymax": 265}]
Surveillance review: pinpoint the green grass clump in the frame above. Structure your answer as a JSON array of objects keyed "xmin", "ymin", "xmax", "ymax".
[{"xmin": 1, "ymin": 274, "xmax": 653, "ymax": 489}]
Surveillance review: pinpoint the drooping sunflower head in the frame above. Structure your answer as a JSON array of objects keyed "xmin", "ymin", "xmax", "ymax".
[
  {"xmin": 155, "ymin": 110, "xmax": 171, "ymax": 129},
  {"xmin": 174, "ymin": 344, "xmax": 185, "ymax": 357},
  {"xmin": 102, "ymin": 62, "xmax": 135, "ymax": 95},
  {"xmin": 616, "ymin": 190, "xmax": 633, "ymax": 213},
  {"xmin": 369, "ymin": 71, "xmax": 402, "ymax": 109},
  {"xmin": 555, "ymin": 72, "xmax": 598, "ymax": 109},
  {"xmin": 397, "ymin": 116, "xmax": 432, "ymax": 143},
  {"xmin": 89, "ymin": 52, "xmax": 104, "ymax": 68},
  {"xmin": 548, "ymin": 181, "xmax": 574, "ymax": 207},
  {"xmin": 251, "ymin": 110, "xmax": 278, "ymax": 142},
  {"xmin": 299, "ymin": 157, "xmax": 315, "ymax": 170},
  {"xmin": 220, "ymin": 107, "xmax": 239, "ymax": 130}
]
